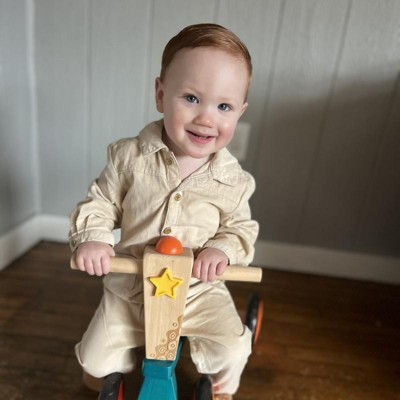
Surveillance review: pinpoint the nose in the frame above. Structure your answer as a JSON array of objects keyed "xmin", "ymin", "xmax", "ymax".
[{"xmin": 193, "ymin": 107, "xmax": 215, "ymax": 128}]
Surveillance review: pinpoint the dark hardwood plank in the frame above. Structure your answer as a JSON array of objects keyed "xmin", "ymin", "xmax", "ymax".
[{"xmin": 1, "ymin": 241, "xmax": 399, "ymax": 399}]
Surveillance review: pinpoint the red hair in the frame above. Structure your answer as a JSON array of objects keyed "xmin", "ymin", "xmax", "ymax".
[{"xmin": 160, "ymin": 23, "xmax": 252, "ymax": 98}]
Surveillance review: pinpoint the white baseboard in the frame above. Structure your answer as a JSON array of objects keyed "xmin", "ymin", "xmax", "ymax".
[
  {"xmin": 1, "ymin": 215, "xmax": 399, "ymax": 284},
  {"xmin": 0, "ymin": 214, "xmax": 70, "ymax": 271},
  {"xmin": 254, "ymin": 241, "xmax": 400, "ymax": 284},
  {"xmin": 0, "ymin": 216, "xmax": 40, "ymax": 271}
]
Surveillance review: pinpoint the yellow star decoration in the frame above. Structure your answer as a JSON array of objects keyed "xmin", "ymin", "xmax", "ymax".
[{"xmin": 149, "ymin": 267, "xmax": 184, "ymax": 299}]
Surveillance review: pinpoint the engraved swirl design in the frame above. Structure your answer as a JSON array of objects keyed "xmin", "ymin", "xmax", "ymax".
[{"xmin": 150, "ymin": 315, "xmax": 183, "ymax": 360}]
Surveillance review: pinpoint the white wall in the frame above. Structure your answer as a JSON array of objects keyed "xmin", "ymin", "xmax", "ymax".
[
  {"xmin": 1, "ymin": 0, "xmax": 399, "ymax": 280},
  {"xmin": 0, "ymin": 0, "xmax": 38, "ymax": 235}
]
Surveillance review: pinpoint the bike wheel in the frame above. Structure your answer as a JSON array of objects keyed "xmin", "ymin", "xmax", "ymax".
[
  {"xmin": 98, "ymin": 372, "xmax": 124, "ymax": 400},
  {"xmin": 245, "ymin": 293, "xmax": 264, "ymax": 347}
]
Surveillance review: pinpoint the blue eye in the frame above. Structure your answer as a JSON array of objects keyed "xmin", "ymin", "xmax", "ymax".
[
  {"xmin": 186, "ymin": 95, "xmax": 198, "ymax": 103},
  {"xmin": 218, "ymin": 103, "xmax": 231, "ymax": 111}
]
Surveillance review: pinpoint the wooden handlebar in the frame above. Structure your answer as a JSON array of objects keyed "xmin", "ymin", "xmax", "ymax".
[{"xmin": 70, "ymin": 254, "xmax": 262, "ymax": 282}]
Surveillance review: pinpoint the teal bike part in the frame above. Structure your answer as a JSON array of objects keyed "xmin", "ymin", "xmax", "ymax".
[{"xmin": 138, "ymin": 338, "xmax": 184, "ymax": 400}]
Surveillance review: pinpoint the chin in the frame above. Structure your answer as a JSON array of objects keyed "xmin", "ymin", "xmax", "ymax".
[{"xmin": 190, "ymin": 152, "xmax": 212, "ymax": 160}]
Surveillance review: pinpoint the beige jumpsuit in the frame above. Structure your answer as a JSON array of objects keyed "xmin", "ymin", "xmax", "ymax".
[{"xmin": 69, "ymin": 120, "xmax": 259, "ymax": 394}]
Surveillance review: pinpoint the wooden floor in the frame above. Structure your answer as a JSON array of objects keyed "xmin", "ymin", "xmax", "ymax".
[{"xmin": 1, "ymin": 241, "xmax": 400, "ymax": 400}]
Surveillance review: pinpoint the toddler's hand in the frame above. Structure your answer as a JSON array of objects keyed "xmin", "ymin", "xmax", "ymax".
[
  {"xmin": 75, "ymin": 241, "xmax": 115, "ymax": 276},
  {"xmin": 193, "ymin": 248, "xmax": 229, "ymax": 282}
]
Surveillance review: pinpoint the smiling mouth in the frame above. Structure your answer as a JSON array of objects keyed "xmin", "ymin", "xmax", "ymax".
[{"xmin": 188, "ymin": 131, "xmax": 213, "ymax": 140}]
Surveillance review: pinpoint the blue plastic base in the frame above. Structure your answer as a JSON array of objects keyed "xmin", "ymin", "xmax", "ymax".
[{"xmin": 138, "ymin": 339, "xmax": 184, "ymax": 400}]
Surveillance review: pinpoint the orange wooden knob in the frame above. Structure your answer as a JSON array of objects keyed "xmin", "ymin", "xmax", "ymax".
[{"xmin": 155, "ymin": 236, "xmax": 184, "ymax": 255}]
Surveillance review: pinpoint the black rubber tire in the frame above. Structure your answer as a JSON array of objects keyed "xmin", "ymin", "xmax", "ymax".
[
  {"xmin": 98, "ymin": 372, "xmax": 124, "ymax": 400},
  {"xmin": 193, "ymin": 375, "xmax": 213, "ymax": 400},
  {"xmin": 245, "ymin": 293, "xmax": 263, "ymax": 347}
]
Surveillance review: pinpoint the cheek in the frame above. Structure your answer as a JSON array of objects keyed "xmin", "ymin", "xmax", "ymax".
[
  {"xmin": 163, "ymin": 106, "xmax": 186, "ymax": 137},
  {"xmin": 164, "ymin": 101, "xmax": 185, "ymax": 122},
  {"xmin": 219, "ymin": 120, "xmax": 237, "ymax": 139}
]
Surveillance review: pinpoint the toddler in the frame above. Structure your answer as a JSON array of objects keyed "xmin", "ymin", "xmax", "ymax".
[{"xmin": 69, "ymin": 23, "xmax": 259, "ymax": 399}]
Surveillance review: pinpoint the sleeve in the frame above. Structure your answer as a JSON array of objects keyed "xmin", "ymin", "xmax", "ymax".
[
  {"xmin": 68, "ymin": 143, "xmax": 125, "ymax": 252},
  {"xmin": 203, "ymin": 173, "xmax": 259, "ymax": 266}
]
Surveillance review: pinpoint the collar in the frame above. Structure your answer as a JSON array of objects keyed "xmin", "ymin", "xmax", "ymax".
[
  {"xmin": 138, "ymin": 120, "xmax": 168, "ymax": 156},
  {"xmin": 210, "ymin": 148, "xmax": 240, "ymax": 186}
]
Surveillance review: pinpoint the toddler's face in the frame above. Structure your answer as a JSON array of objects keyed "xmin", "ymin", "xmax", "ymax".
[{"xmin": 155, "ymin": 47, "xmax": 249, "ymax": 160}]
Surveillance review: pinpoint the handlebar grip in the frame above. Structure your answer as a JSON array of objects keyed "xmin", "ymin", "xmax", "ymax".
[
  {"xmin": 218, "ymin": 265, "xmax": 262, "ymax": 282},
  {"xmin": 70, "ymin": 254, "xmax": 262, "ymax": 282}
]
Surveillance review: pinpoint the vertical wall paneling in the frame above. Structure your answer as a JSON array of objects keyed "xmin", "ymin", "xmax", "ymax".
[
  {"xmin": 16, "ymin": 0, "xmax": 399, "ymax": 260},
  {"xmin": 354, "ymin": 74, "xmax": 400, "ymax": 256},
  {"xmin": 299, "ymin": 0, "xmax": 400, "ymax": 252},
  {"xmin": 35, "ymin": 0, "xmax": 89, "ymax": 215},
  {"xmin": 145, "ymin": 0, "xmax": 216, "ymax": 124},
  {"xmin": 89, "ymin": 0, "xmax": 152, "ymax": 177},
  {"xmin": 251, "ymin": 0, "xmax": 350, "ymax": 243},
  {"xmin": 0, "ymin": 0, "xmax": 36, "ymax": 234},
  {"xmin": 216, "ymin": 0, "xmax": 284, "ymax": 175}
]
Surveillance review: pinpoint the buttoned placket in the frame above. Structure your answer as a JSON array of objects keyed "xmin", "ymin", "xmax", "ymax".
[
  {"xmin": 159, "ymin": 150, "xmax": 216, "ymax": 237},
  {"xmin": 161, "ymin": 151, "xmax": 183, "ymax": 236}
]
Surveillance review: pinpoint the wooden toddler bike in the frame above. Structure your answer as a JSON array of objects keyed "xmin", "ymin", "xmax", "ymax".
[{"xmin": 71, "ymin": 236, "xmax": 263, "ymax": 400}]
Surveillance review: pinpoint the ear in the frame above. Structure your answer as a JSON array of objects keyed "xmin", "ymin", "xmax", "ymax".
[
  {"xmin": 155, "ymin": 78, "xmax": 164, "ymax": 113},
  {"xmin": 240, "ymin": 102, "xmax": 248, "ymax": 118}
]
